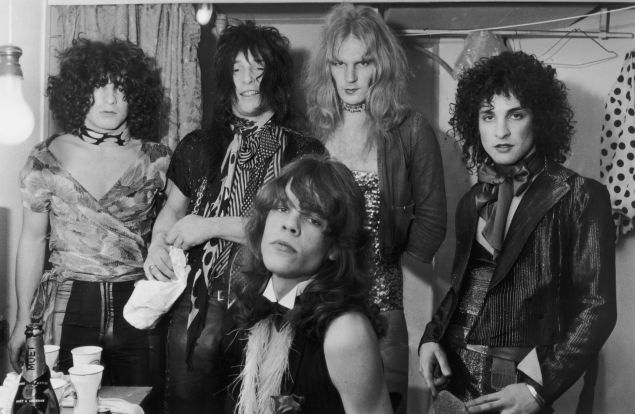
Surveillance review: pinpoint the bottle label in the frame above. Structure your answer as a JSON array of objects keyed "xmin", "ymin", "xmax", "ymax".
[{"xmin": 12, "ymin": 370, "xmax": 58, "ymax": 413}]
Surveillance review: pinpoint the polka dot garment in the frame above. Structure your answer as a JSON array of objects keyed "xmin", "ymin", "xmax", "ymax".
[{"xmin": 600, "ymin": 50, "xmax": 635, "ymax": 238}]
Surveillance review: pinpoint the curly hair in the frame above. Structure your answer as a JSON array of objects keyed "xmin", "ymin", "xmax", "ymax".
[
  {"xmin": 304, "ymin": 3, "xmax": 409, "ymax": 139},
  {"xmin": 232, "ymin": 155, "xmax": 383, "ymax": 340},
  {"xmin": 47, "ymin": 38, "xmax": 166, "ymax": 142},
  {"xmin": 211, "ymin": 21, "xmax": 293, "ymax": 135},
  {"xmin": 450, "ymin": 51, "xmax": 574, "ymax": 169}
]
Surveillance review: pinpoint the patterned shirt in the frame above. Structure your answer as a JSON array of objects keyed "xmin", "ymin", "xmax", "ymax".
[{"xmin": 19, "ymin": 136, "xmax": 171, "ymax": 282}]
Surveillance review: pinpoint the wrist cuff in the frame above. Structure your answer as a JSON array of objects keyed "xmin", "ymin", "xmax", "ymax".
[{"xmin": 525, "ymin": 383, "xmax": 546, "ymax": 408}]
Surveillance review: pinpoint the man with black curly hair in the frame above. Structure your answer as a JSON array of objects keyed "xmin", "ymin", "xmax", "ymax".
[
  {"xmin": 143, "ymin": 21, "xmax": 324, "ymax": 412},
  {"xmin": 10, "ymin": 38, "xmax": 170, "ymax": 395},
  {"xmin": 419, "ymin": 51, "xmax": 616, "ymax": 413}
]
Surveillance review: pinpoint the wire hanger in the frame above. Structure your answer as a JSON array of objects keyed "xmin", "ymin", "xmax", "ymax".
[{"xmin": 538, "ymin": 28, "xmax": 618, "ymax": 68}]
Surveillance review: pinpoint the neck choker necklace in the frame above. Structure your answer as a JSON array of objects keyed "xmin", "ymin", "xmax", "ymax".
[
  {"xmin": 77, "ymin": 125, "xmax": 131, "ymax": 146},
  {"xmin": 341, "ymin": 101, "xmax": 367, "ymax": 113}
]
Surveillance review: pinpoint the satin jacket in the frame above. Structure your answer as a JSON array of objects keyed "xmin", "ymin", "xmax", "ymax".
[
  {"xmin": 378, "ymin": 112, "xmax": 447, "ymax": 264},
  {"xmin": 420, "ymin": 160, "xmax": 617, "ymax": 404}
]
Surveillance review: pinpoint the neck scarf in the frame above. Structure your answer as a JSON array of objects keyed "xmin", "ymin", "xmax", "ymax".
[
  {"xmin": 341, "ymin": 101, "xmax": 367, "ymax": 113},
  {"xmin": 77, "ymin": 124, "xmax": 130, "ymax": 146},
  {"xmin": 475, "ymin": 152, "xmax": 544, "ymax": 255},
  {"xmin": 185, "ymin": 116, "xmax": 286, "ymax": 362}
]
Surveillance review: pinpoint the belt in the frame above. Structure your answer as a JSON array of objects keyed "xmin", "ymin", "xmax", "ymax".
[{"xmin": 446, "ymin": 324, "xmax": 531, "ymax": 362}]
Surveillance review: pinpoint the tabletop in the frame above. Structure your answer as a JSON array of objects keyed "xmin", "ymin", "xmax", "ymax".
[{"xmin": 61, "ymin": 386, "xmax": 150, "ymax": 414}]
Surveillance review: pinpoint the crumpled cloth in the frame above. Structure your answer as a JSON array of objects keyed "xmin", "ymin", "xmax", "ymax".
[
  {"xmin": 98, "ymin": 398, "xmax": 144, "ymax": 414},
  {"xmin": 123, "ymin": 247, "xmax": 190, "ymax": 329},
  {"xmin": 0, "ymin": 373, "xmax": 20, "ymax": 414}
]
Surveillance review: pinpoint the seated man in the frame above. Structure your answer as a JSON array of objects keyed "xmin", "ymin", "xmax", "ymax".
[{"xmin": 224, "ymin": 156, "xmax": 393, "ymax": 414}]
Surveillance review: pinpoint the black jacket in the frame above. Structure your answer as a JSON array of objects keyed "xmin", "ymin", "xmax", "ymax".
[{"xmin": 420, "ymin": 160, "xmax": 617, "ymax": 404}]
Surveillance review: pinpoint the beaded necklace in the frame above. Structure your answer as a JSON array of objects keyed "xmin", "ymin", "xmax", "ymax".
[{"xmin": 341, "ymin": 101, "xmax": 367, "ymax": 113}]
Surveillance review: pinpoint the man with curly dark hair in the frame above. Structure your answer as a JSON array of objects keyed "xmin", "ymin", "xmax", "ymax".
[
  {"xmin": 143, "ymin": 21, "xmax": 324, "ymax": 412},
  {"xmin": 224, "ymin": 156, "xmax": 392, "ymax": 414},
  {"xmin": 418, "ymin": 51, "xmax": 616, "ymax": 413},
  {"xmin": 9, "ymin": 37, "xmax": 170, "ymax": 398}
]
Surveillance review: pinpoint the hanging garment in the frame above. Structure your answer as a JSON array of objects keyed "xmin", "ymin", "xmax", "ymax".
[{"xmin": 600, "ymin": 50, "xmax": 635, "ymax": 239}]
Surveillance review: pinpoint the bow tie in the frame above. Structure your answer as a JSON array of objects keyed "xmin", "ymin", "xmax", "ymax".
[{"xmin": 251, "ymin": 294, "xmax": 294, "ymax": 331}]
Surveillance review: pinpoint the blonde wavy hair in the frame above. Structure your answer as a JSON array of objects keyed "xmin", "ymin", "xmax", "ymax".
[{"xmin": 304, "ymin": 3, "xmax": 410, "ymax": 139}]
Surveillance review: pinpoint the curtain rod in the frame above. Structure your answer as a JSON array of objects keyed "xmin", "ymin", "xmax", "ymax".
[{"xmin": 399, "ymin": 29, "xmax": 634, "ymax": 39}]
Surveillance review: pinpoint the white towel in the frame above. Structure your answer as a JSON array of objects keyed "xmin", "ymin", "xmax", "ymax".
[{"xmin": 123, "ymin": 246, "xmax": 190, "ymax": 329}]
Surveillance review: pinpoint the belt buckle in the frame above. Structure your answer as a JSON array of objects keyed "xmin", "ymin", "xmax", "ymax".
[
  {"xmin": 213, "ymin": 289, "xmax": 227, "ymax": 302},
  {"xmin": 466, "ymin": 344, "xmax": 488, "ymax": 354}
]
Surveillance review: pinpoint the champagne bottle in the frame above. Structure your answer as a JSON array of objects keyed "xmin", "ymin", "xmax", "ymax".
[{"xmin": 12, "ymin": 323, "xmax": 60, "ymax": 414}]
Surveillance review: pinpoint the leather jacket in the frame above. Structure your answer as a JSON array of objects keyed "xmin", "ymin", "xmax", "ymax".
[
  {"xmin": 420, "ymin": 160, "xmax": 617, "ymax": 404},
  {"xmin": 377, "ymin": 112, "xmax": 447, "ymax": 264}
]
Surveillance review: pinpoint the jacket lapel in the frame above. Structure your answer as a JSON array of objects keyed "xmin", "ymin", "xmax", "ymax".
[
  {"xmin": 452, "ymin": 186, "xmax": 480, "ymax": 288},
  {"xmin": 489, "ymin": 162, "xmax": 573, "ymax": 289}
]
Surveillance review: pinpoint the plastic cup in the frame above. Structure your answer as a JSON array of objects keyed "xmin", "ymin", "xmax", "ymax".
[
  {"xmin": 44, "ymin": 344, "xmax": 60, "ymax": 372},
  {"xmin": 69, "ymin": 364, "xmax": 104, "ymax": 414},
  {"xmin": 51, "ymin": 377, "xmax": 68, "ymax": 404},
  {"xmin": 70, "ymin": 346, "xmax": 102, "ymax": 366}
]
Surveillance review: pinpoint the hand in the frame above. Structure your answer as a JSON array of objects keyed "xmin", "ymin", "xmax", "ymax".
[
  {"xmin": 144, "ymin": 234, "xmax": 175, "ymax": 281},
  {"xmin": 419, "ymin": 342, "xmax": 452, "ymax": 397},
  {"xmin": 9, "ymin": 319, "xmax": 28, "ymax": 372},
  {"xmin": 466, "ymin": 383, "xmax": 541, "ymax": 414},
  {"xmin": 166, "ymin": 215, "xmax": 214, "ymax": 250}
]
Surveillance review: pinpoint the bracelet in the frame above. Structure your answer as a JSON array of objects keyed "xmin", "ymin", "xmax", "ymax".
[{"xmin": 525, "ymin": 383, "xmax": 546, "ymax": 408}]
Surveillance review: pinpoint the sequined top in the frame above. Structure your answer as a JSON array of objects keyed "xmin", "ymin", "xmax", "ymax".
[{"xmin": 353, "ymin": 170, "xmax": 403, "ymax": 312}]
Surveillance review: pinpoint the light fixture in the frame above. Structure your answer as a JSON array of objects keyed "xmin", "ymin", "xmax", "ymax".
[
  {"xmin": 214, "ymin": 13, "xmax": 228, "ymax": 36},
  {"xmin": 0, "ymin": 45, "xmax": 35, "ymax": 146},
  {"xmin": 196, "ymin": 3, "xmax": 213, "ymax": 26}
]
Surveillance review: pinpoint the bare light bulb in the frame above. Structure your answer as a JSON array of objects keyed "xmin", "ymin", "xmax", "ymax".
[
  {"xmin": 196, "ymin": 4, "xmax": 213, "ymax": 26},
  {"xmin": 0, "ymin": 45, "xmax": 35, "ymax": 146}
]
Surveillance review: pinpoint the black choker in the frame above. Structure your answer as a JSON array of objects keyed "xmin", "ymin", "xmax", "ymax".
[
  {"xmin": 341, "ymin": 101, "xmax": 367, "ymax": 113},
  {"xmin": 77, "ymin": 125, "xmax": 130, "ymax": 146}
]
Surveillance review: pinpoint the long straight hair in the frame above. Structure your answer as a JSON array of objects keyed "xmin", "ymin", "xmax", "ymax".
[
  {"xmin": 304, "ymin": 3, "xmax": 409, "ymax": 140},
  {"xmin": 233, "ymin": 156, "xmax": 382, "ymax": 340}
]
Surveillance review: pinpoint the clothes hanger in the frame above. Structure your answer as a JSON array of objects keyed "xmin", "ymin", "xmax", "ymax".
[
  {"xmin": 538, "ymin": 28, "xmax": 618, "ymax": 68},
  {"xmin": 410, "ymin": 42, "xmax": 456, "ymax": 79}
]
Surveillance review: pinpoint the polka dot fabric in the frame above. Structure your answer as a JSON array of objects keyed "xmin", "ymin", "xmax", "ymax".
[{"xmin": 600, "ymin": 50, "xmax": 635, "ymax": 238}]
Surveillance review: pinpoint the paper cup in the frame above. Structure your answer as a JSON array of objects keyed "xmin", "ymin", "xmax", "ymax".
[
  {"xmin": 44, "ymin": 344, "xmax": 60, "ymax": 371},
  {"xmin": 70, "ymin": 346, "xmax": 102, "ymax": 366},
  {"xmin": 50, "ymin": 377, "xmax": 68, "ymax": 403},
  {"xmin": 68, "ymin": 365, "xmax": 104, "ymax": 414}
]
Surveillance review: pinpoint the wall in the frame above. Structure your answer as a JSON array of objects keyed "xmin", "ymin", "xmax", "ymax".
[
  {"xmin": 432, "ymin": 8, "xmax": 635, "ymax": 413},
  {"xmin": 0, "ymin": 0, "xmax": 47, "ymax": 377}
]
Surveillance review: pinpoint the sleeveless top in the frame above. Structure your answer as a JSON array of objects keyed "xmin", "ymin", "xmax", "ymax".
[
  {"xmin": 281, "ymin": 329, "xmax": 345, "ymax": 414},
  {"xmin": 353, "ymin": 170, "xmax": 403, "ymax": 312},
  {"xmin": 224, "ymin": 322, "xmax": 345, "ymax": 414}
]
